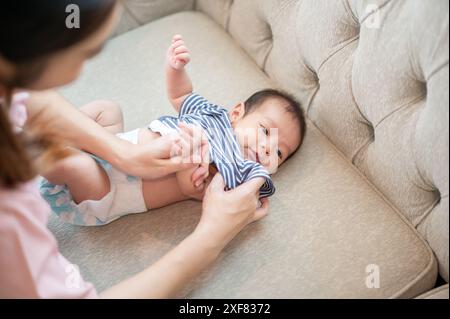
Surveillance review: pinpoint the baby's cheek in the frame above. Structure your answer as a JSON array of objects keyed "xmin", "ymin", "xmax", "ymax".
[
  {"xmin": 240, "ymin": 130, "xmax": 251, "ymax": 145},
  {"xmin": 242, "ymin": 126, "xmax": 258, "ymax": 143},
  {"xmin": 265, "ymin": 154, "xmax": 280, "ymax": 174}
]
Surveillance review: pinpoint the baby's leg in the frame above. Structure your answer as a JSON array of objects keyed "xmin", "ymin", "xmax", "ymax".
[
  {"xmin": 44, "ymin": 150, "xmax": 110, "ymax": 204},
  {"xmin": 42, "ymin": 101, "xmax": 121, "ymax": 205},
  {"xmin": 79, "ymin": 100, "xmax": 124, "ymax": 134}
]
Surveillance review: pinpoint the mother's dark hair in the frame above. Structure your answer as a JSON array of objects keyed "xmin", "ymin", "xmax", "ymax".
[
  {"xmin": 0, "ymin": 0, "xmax": 117, "ymax": 187},
  {"xmin": 0, "ymin": 0, "xmax": 116, "ymax": 87}
]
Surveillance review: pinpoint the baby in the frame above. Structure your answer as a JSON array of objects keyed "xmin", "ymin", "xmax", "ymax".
[{"xmin": 40, "ymin": 35, "xmax": 306, "ymax": 226}]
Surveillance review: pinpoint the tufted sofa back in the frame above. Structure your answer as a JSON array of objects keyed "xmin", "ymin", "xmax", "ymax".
[{"xmin": 117, "ymin": 0, "xmax": 449, "ymax": 282}]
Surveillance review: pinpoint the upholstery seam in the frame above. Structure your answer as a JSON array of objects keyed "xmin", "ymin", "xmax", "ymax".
[
  {"xmin": 308, "ymin": 120, "xmax": 438, "ymax": 298},
  {"xmin": 121, "ymin": 2, "xmax": 140, "ymax": 26},
  {"xmin": 374, "ymin": 94, "xmax": 426, "ymax": 129},
  {"xmin": 415, "ymin": 197, "xmax": 443, "ymax": 228},
  {"xmin": 260, "ymin": 0, "xmax": 295, "ymax": 71},
  {"xmin": 359, "ymin": 0, "xmax": 392, "ymax": 25},
  {"xmin": 409, "ymin": 97, "xmax": 434, "ymax": 193},
  {"xmin": 342, "ymin": 0, "xmax": 360, "ymax": 25},
  {"xmin": 406, "ymin": 17, "xmax": 426, "ymax": 83},
  {"xmin": 348, "ymin": 41, "xmax": 374, "ymax": 159},
  {"xmin": 426, "ymin": 61, "xmax": 449, "ymax": 82},
  {"xmin": 412, "ymin": 178, "xmax": 437, "ymax": 193},
  {"xmin": 122, "ymin": 1, "xmax": 145, "ymax": 25},
  {"xmin": 349, "ymin": 52, "xmax": 372, "ymax": 125},
  {"xmin": 391, "ymin": 253, "xmax": 437, "ymax": 298},
  {"xmin": 261, "ymin": 42, "xmax": 274, "ymax": 72},
  {"xmin": 425, "ymin": 13, "xmax": 450, "ymax": 81},
  {"xmin": 306, "ymin": 85, "xmax": 320, "ymax": 116},
  {"xmin": 317, "ymin": 36, "xmax": 359, "ymax": 75},
  {"xmin": 351, "ymin": 136, "xmax": 373, "ymax": 165},
  {"xmin": 224, "ymin": 0, "xmax": 234, "ymax": 31},
  {"xmin": 409, "ymin": 97, "xmax": 442, "ymax": 210},
  {"xmin": 294, "ymin": 0, "xmax": 322, "ymax": 78},
  {"xmin": 272, "ymin": 0, "xmax": 295, "ymax": 22}
]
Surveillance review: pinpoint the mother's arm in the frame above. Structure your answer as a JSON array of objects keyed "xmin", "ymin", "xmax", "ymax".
[
  {"xmin": 101, "ymin": 174, "xmax": 269, "ymax": 299},
  {"xmin": 25, "ymin": 90, "xmax": 202, "ymax": 179}
]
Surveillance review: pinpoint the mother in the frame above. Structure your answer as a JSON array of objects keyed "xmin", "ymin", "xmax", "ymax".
[{"xmin": 0, "ymin": 0, "xmax": 269, "ymax": 298}]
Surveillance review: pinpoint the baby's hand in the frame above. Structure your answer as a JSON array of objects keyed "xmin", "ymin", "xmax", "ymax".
[
  {"xmin": 167, "ymin": 35, "xmax": 191, "ymax": 70},
  {"xmin": 177, "ymin": 164, "xmax": 211, "ymax": 201}
]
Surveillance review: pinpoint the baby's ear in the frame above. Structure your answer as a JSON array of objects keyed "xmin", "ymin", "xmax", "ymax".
[{"xmin": 230, "ymin": 102, "xmax": 246, "ymax": 123}]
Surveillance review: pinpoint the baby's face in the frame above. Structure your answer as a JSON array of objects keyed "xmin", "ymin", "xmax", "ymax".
[{"xmin": 230, "ymin": 98, "xmax": 302, "ymax": 174}]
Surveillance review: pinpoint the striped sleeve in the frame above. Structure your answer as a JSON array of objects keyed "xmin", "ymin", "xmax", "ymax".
[
  {"xmin": 241, "ymin": 162, "xmax": 276, "ymax": 198},
  {"xmin": 179, "ymin": 93, "xmax": 221, "ymax": 117}
]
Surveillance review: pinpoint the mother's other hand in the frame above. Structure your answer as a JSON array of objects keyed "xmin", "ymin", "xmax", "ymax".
[{"xmin": 197, "ymin": 174, "xmax": 270, "ymax": 246}]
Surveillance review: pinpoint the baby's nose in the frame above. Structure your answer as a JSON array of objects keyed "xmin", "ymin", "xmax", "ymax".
[
  {"xmin": 259, "ymin": 143, "xmax": 272, "ymax": 159},
  {"xmin": 260, "ymin": 138, "xmax": 278, "ymax": 157}
]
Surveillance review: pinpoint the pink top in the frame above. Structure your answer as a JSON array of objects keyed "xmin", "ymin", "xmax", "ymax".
[{"xmin": 0, "ymin": 93, "xmax": 98, "ymax": 298}]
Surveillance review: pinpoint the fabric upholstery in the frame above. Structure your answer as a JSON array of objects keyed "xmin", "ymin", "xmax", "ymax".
[
  {"xmin": 195, "ymin": 0, "xmax": 449, "ymax": 283},
  {"xmin": 53, "ymin": 11, "xmax": 438, "ymax": 298},
  {"xmin": 416, "ymin": 284, "xmax": 449, "ymax": 299},
  {"xmin": 113, "ymin": 0, "xmax": 195, "ymax": 36}
]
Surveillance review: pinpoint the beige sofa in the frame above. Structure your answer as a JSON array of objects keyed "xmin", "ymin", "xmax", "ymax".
[{"xmin": 49, "ymin": 0, "xmax": 449, "ymax": 298}]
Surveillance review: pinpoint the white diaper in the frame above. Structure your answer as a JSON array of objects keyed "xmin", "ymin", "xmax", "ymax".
[{"xmin": 40, "ymin": 129, "xmax": 148, "ymax": 226}]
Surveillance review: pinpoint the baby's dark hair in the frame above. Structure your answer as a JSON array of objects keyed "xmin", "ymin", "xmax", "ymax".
[{"xmin": 244, "ymin": 89, "xmax": 307, "ymax": 153}]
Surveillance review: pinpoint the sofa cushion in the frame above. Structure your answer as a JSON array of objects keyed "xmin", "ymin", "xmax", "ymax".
[{"xmin": 51, "ymin": 11, "xmax": 437, "ymax": 298}]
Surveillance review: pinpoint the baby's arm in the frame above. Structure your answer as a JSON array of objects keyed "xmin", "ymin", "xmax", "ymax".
[
  {"xmin": 166, "ymin": 35, "xmax": 212, "ymax": 199},
  {"xmin": 166, "ymin": 35, "xmax": 193, "ymax": 112}
]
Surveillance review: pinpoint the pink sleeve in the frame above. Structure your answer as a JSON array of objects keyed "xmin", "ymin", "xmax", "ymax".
[{"xmin": 0, "ymin": 180, "xmax": 98, "ymax": 299}]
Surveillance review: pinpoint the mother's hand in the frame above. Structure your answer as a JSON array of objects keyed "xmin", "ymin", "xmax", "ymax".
[
  {"xmin": 117, "ymin": 123, "xmax": 210, "ymax": 180},
  {"xmin": 196, "ymin": 174, "xmax": 270, "ymax": 246}
]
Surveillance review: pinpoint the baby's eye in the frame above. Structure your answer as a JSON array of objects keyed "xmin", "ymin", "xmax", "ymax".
[
  {"xmin": 260, "ymin": 125, "xmax": 269, "ymax": 136},
  {"xmin": 277, "ymin": 150, "xmax": 283, "ymax": 160}
]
